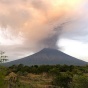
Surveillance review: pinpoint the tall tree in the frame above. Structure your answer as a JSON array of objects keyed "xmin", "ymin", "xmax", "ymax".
[{"xmin": 0, "ymin": 51, "xmax": 8, "ymax": 63}]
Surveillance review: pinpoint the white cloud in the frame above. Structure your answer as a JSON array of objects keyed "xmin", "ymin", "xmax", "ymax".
[{"xmin": 59, "ymin": 38, "xmax": 88, "ymax": 62}]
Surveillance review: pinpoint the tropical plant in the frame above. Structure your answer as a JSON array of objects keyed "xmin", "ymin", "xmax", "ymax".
[{"xmin": 0, "ymin": 51, "xmax": 8, "ymax": 63}]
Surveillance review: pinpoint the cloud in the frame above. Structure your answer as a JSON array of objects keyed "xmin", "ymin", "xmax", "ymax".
[{"xmin": 0, "ymin": 0, "xmax": 88, "ymax": 60}]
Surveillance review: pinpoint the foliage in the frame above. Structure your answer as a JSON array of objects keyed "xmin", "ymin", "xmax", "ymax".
[
  {"xmin": 0, "ymin": 51, "xmax": 8, "ymax": 63},
  {"xmin": 53, "ymin": 72, "xmax": 72, "ymax": 88},
  {"xmin": 0, "ymin": 64, "xmax": 88, "ymax": 88},
  {"xmin": 70, "ymin": 75, "xmax": 88, "ymax": 88},
  {"xmin": 0, "ymin": 66, "xmax": 8, "ymax": 88}
]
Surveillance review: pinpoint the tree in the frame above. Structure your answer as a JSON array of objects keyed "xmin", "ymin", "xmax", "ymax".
[
  {"xmin": 53, "ymin": 72, "xmax": 72, "ymax": 88},
  {"xmin": 0, "ymin": 51, "xmax": 8, "ymax": 63},
  {"xmin": 70, "ymin": 75, "xmax": 88, "ymax": 88}
]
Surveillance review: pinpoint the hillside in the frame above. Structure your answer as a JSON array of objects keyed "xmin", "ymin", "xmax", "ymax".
[{"xmin": 4, "ymin": 48, "xmax": 87, "ymax": 66}]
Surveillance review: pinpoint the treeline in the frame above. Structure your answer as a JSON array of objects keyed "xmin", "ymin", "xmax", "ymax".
[
  {"xmin": 7, "ymin": 64, "xmax": 88, "ymax": 88},
  {"xmin": 8, "ymin": 64, "xmax": 88, "ymax": 74}
]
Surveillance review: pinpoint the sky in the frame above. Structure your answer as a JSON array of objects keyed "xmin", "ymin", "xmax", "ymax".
[{"xmin": 0, "ymin": 0, "xmax": 88, "ymax": 62}]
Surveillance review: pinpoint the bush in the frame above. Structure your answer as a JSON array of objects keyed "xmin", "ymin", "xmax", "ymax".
[{"xmin": 70, "ymin": 75, "xmax": 88, "ymax": 88}]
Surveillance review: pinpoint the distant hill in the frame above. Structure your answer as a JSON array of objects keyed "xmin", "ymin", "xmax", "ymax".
[{"xmin": 3, "ymin": 48, "xmax": 88, "ymax": 66}]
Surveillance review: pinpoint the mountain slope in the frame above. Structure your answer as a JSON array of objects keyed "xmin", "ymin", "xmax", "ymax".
[{"xmin": 4, "ymin": 48, "xmax": 88, "ymax": 66}]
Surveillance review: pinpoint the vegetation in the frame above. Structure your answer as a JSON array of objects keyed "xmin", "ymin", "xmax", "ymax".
[
  {"xmin": 0, "ymin": 64, "xmax": 88, "ymax": 88},
  {"xmin": 0, "ymin": 51, "xmax": 8, "ymax": 63}
]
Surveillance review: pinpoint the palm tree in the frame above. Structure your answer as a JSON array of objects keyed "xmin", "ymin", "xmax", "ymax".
[{"xmin": 0, "ymin": 51, "xmax": 8, "ymax": 63}]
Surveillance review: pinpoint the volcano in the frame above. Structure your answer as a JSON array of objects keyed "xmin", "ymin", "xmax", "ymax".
[{"xmin": 4, "ymin": 48, "xmax": 87, "ymax": 66}]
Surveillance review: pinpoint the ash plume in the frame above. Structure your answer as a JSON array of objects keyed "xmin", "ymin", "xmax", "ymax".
[{"xmin": 0, "ymin": 0, "xmax": 87, "ymax": 60}]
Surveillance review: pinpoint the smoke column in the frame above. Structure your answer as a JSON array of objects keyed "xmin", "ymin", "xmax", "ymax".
[{"xmin": 0, "ymin": 0, "xmax": 86, "ymax": 59}]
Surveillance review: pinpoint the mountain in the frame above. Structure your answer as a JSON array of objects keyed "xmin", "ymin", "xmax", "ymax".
[{"xmin": 4, "ymin": 48, "xmax": 88, "ymax": 66}]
